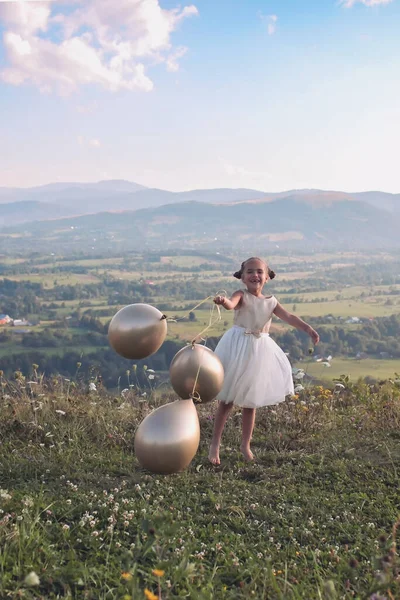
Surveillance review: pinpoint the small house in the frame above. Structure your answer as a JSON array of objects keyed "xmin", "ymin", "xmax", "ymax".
[
  {"xmin": 13, "ymin": 319, "xmax": 31, "ymax": 327},
  {"xmin": 0, "ymin": 314, "xmax": 12, "ymax": 326}
]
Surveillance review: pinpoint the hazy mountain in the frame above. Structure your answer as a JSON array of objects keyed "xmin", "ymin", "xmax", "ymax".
[
  {"xmin": 2, "ymin": 196, "xmax": 399, "ymax": 252},
  {"xmin": 0, "ymin": 179, "xmax": 147, "ymax": 198},
  {"xmin": 0, "ymin": 181, "xmax": 398, "ymax": 227},
  {"xmin": 0, "ymin": 183, "xmax": 268, "ymax": 221},
  {"xmin": 349, "ymin": 191, "xmax": 400, "ymax": 213},
  {"xmin": 0, "ymin": 200, "xmax": 75, "ymax": 226},
  {"xmin": 0, "ymin": 181, "xmax": 267, "ymax": 218},
  {"xmin": 252, "ymin": 189, "xmax": 400, "ymax": 212}
]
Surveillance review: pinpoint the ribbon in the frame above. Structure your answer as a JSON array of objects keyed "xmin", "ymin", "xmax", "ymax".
[{"xmin": 244, "ymin": 329, "xmax": 262, "ymax": 338}]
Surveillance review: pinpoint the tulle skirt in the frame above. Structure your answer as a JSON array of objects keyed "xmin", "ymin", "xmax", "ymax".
[{"xmin": 214, "ymin": 325, "xmax": 294, "ymax": 408}]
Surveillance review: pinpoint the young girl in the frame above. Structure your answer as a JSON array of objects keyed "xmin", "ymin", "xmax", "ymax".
[{"xmin": 208, "ymin": 257, "xmax": 319, "ymax": 465}]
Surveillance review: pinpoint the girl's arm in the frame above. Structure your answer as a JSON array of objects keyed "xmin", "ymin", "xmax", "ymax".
[
  {"xmin": 214, "ymin": 290, "xmax": 243, "ymax": 311},
  {"xmin": 273, "ymin": 302, "xmax": 320, "ymax": 345}
]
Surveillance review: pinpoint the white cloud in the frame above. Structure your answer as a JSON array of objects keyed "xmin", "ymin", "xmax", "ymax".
[
  {"xmin": 259, "ymin": 13, "xmax": 278, "ymax": 35},
  {"xmin": 166, "ymin": 46, "xmax": 188, "ymax": 72},
  {"xmin": 89, "ymin": 138, "xmax": 101, "ymax": 147},
  {"xmin": 220, "ymin": 158, "xmax": 271, "ymax": 186},
  {"xmin": 77, "ymin": 136, "xmax": 101, "ymax": 148},
  {"xmin": 267, "ymin": 15, "xmax": 278, "ymax": 35},
  {"xmin": 340, "ymin": 0, "xmax": 393, "ymax": 7},
  {"xmin": 76, "ymin": 102, "xmax": 98, "ymax": 114},
  {"xmin": 0, "ymin": 0, "xmax": 198, "ymax": 94}
]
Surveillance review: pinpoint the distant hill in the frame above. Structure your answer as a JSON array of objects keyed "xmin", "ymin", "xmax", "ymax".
[
  {"xmin": 259, "ymin": 189, "xmax": 400, "ymax": 213},
  {"xmin": 0, "ymin": 181, "xmax": 398, "ymax": 227},
  {"xmin": 2, "ymin": 196, "xmax": 399, "ymax": 252},
  {"xmin": 0, "ymin": 200, "xmax": 75, "ymax": 227},
  {"xmin": 0, "ymin": 181, "xmax": 268, "ymax": 220}
]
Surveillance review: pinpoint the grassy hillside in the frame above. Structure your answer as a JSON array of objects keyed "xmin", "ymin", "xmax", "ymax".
[{"xmin": 1, "ymin": 374, "xmax": 399, "ymax": 599}]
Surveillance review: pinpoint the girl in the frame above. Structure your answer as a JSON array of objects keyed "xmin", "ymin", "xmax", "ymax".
[{"xmin": 208, "ymin": 257, "xmax": 319, "ymax": 465}]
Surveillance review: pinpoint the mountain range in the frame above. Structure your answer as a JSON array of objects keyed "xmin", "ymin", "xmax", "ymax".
[
  {"xmin": 0, "ymin": 180, "xmax": 399, "ymax": 224},
  {"xmin": 0, "ymin": 180, "xmax": 399, "ymax": 251}
]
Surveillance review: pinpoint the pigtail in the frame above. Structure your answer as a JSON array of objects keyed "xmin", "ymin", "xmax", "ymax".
[
  {"xmin": 268, "ymin": 268, "xmax": 276, "ymax": 280},
  {"xmin": 233, "ymin": 261, "xmax": 245, "ymax": 279}
]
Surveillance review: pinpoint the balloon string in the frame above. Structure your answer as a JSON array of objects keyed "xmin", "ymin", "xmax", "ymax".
[
  {"xmin": 164, "ymin": 290, "xmax": 229, "ymax": 403},
  {"xmin": 189, "ymin": 339, "xmax": 208, "ymax": 403},
  {"xmin": 165, "ymin": 290, "xmax": 228, "ymax": 325},
  {"xmin": 187, "ymin": 290, "xmax": 228, "ymax": 402}
]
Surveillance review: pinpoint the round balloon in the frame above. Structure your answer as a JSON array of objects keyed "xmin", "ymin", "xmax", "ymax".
[
  {"xmin": 134, "ymin": 399, "xmax": 200, "ymax": 474},
  {"xmin": 169, "ymin": 344, "xmax": 224, "ymax": 404},
  {"xmin": 108, "ymin": 303, "xmax": 167, "ymax": 360}
]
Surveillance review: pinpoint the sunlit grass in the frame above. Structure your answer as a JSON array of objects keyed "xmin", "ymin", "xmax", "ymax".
[
  {"xmin": 296, "ymin": 357, "xmax": 400, "ymax": 382},
  {"xmin": 0, "ymin": 373, "xmax": 399, "ymax": 598},
  {"xmin": 281, "ymin": 299, "xmax": 400, "ymax": 318}
]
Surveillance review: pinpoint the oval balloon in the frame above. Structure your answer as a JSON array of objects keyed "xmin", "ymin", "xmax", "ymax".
[
  {"xmin": 169, "ymin": 344, "xmax": 224, "ymax": 404},
  {"xmin": 134, "ymin": 399, "xmax": 200, "ymax": 474},
  {"xmin": 108, "ymin": 303, "xmax": 167, "ymax": 360}
]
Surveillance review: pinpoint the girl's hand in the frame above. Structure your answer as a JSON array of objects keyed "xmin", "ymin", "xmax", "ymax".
[
  {"xmin": 309, "ymin": 328, "xmax": 320, "ymax": 345},
  {"xmin": 213, "ymin": 295, "xmax": 226, "ymax": 306}
]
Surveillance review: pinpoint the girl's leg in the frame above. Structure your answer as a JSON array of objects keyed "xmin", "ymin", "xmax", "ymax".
[
  {"xmin": 241, "ymin": 407, "xmax": 256, "ymax": 461},
  {"xmin": 208, "ymin": 401, "xmax": 233, "ymax": 465}
]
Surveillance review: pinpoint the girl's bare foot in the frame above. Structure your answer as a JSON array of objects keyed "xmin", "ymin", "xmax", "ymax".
[
  {"xmin": 240, "ymin": 445, "xmax": 255, "ymax": 461},
  {"xmin": 208, "ymin": 444, "xmax": 221, "ymax": 465}
]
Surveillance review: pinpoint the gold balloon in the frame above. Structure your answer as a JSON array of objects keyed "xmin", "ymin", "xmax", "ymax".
[
  {"xmin": 169, "ymin": 344, "xmax": 224, "ymax": 404},
  {"xmin": 134, "ymin": 399, "xmax": 200, "ymax": 474},
  {"xmin": 108, "ymin": 303, "xmax": 167, "ymax": 360}
]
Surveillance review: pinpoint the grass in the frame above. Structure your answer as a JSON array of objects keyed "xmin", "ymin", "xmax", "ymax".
[
  {"xmin": 1, "ymin": 373, "xmax": 400, "ymax": 599},
  {"xmin": 281, "ymin": 300, "xmax": 400, "ymax": 318},
  {"xmin": 4, "ymin": 273, "xmax": 101, "ymax": 287},
  {"xmin": 160, "ymin": 256, "xmax": 222, "ymax": 267},
  {"xmin": 0, "ymin": 343, "xmax": 105, "ymax": 358},
  {"xmin": 279, "ymin": 286, "xmax": 400, "ymax": 302},
  {"xmin": 296, "ymin": 358, "xmax": 400, "ymax": 382}
]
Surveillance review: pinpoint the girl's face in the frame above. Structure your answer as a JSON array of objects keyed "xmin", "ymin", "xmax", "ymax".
[{"xmin": 241, "ymin": 259, "xmax": 268, "ymax": 294}]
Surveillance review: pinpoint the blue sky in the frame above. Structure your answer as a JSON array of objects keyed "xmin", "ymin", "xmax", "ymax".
[{"xmin": 0, "ymin": 0, "xmax": 399, "ymax": 192}]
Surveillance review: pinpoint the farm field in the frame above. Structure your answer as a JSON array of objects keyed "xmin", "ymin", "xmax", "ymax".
[
  {"xmin": 3, "ymin": 272, "xmax": 101, "ymax": 286},
  {"xmin": 0, "ymin": 343, "xmax": 103, "ymax": 358},
  {"xmin": 0, "ymin": 249, "xmax": 399, "ymax": 385},
  {"xmin": 295, "ymin": 357, "xmax": 400, "ymax": 382},
  {"xmin": 279, "ymin": 299, "xmax": 400, "ymax": 318}
]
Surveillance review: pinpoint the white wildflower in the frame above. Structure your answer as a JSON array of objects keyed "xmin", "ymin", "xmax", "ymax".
[
  {"xmin": 294, "ymin": 371, "xmax": 305, "ymax": 379},
  {"xmin": 24, "ymin": 571, "xmax": 40, "ymax": 586},
  {"xmin": 89, "ymin": 382, "xmax": 97, "ymax": 392}
]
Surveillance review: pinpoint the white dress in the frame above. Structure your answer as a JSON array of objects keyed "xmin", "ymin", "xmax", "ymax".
[{"xmin": 214, "ymin": 290, "xmax": 294, "ymax": 408}]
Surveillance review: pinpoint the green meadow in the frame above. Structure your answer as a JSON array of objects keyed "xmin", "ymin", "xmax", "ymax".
[{"xmin": 1, "ymin": 376, "xmax": 399, "ymax": 599}]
